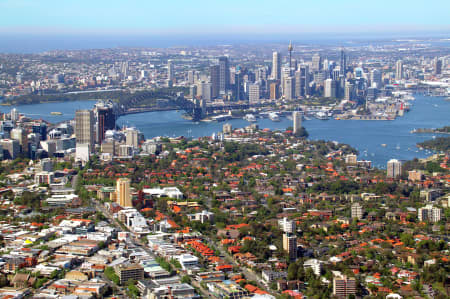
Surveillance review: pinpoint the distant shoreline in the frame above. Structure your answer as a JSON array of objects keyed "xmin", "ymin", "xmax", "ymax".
[
  {"xmin": 411, "ymin": 127, "xmax": 450, "ymax": 134},
  {"xmin": 0, "ymin": 98, "xmax": 97, "ymax": 107}
]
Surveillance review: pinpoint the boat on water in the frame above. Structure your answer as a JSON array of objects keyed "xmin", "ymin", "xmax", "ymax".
[
  {"xmin": 212, "ymin": 114, "xmax": 232, "ymax": 122},
  {"xmin": 268, "ymin": 112, "xmax": 280, "ymax": 122},
  {"xmin": 244, "ymin": 114, "xmax": 257, "ymax": 122},
  {"xmin": 381, "ymin": 144, "xmax": 387, "ymax": 147},
  {"xmin": 50, "ymin": 112, "xmax": 63, "ymax": 115},
  {"xmin": 315, "ymin": 111, "xmax": 329, "ymax": 120}
]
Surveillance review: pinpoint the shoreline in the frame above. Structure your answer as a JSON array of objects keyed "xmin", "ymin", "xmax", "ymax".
[{"xmin": 0, "ymin": 98, "xmax": 97, "ymax": 107}]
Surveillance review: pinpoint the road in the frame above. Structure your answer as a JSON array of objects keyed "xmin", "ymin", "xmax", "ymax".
[
  {"xmin": 99, "ymin": 272, "xmax": 128, "ymax": 298},
  {"xmin": 203, "ymin": 197, "xmax": 275, "ymax": 295},
  {"xmin": 92, "ymin": 198, "xmax": 275, "ymax": 296}
]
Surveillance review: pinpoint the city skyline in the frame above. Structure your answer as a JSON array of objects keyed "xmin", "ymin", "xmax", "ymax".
[{"xmin": 1, "ymin": 0, "xmax": 449, "ymax": 35}]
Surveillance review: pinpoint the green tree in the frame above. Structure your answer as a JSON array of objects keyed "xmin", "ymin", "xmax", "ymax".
[
  {"xmin": 287, "ymin": 263, "xmax": 298, "ymax": 280},
  {"xmin": 181, "ymin": 275, "xmax": 191, "ymax": 284}
]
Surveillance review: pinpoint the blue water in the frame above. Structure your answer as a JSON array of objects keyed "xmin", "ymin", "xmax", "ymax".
[
  {"xmin": 116, "ymin": 95, "xmax": 449, "ymax": 168},
  {"xmin": 1, "ymin": 95, "xmax": 448, "ymax": 168},
  {"xmin": 0, "ymin": 100, "xmax": 96, "ymax": 123}
]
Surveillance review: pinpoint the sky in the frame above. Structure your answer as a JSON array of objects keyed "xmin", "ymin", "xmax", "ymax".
[{"xmin": 0, "ymin": 0, "xmax": 449, "ymax": 35}]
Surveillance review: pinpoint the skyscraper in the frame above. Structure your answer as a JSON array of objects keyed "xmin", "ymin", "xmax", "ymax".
[
  {"xmin": 299, "ymin": 65, "xmax": 310, "ymax": 96},
  {"xmin": 283, "ymin": 233, "xmax": 297, "ymax": 260},
  {"xmin": 248, "ymin": 83, "xmax": 260, "ymax": 102},
  {"xmin": 200, "ymin": 82, "xmax": 212, "ymax": 101},
  {"xmin": 75, "ymin": 110, "xmax": 94, "ymax": 151},
  {"xmin": 32, "ymin": 122, "xmax": 47, "ymax": 141},
  {"xmin": 0, "ymin": 139, "xmax": 19, "ymax": 160},
  {"xmin": 294, "ymin": 70, "xmax": 302, "ymax": 98},
  {"xmin": 269, "ymin": 82, "xmax": 280, "ymax": 100},
  {"xmin": 10, "ymin": 108, "xmax": 19, "ymax": 121},
  {"xmin": 11, "ymin": 127, "xmax": 27, "ymax": 154},
  {"xmin": 167, "ymin": 59, "xmax": 174, "ymax": 81},
  {"xmin": 187, "ymin": 70, "xmax": 195, "ymax": 84},
  {"xmin": 126, "ymin": 128, "xmax": 139, "ymax": 148},
  {"xmin": 218, "ymin": 56, "xmax": 230, "ymax": 94},
  {"xmin": 210, "ymin": 65, "xmax": 220, "ymax": 99},
  {"xmin": 283, "ymin": 76, "xmax": 295, "ymax": 100},
  {"xmin": 312, "ymin": 53, "xmax": 322, "ymax": 72},
  {"xmin": 395, "ymin": 60, "xmax": 403, "ymax": 80},
  {"xmin": 116, "ymin": 178, "xmax": 132, "ymax": 207},
  {"xmin": 340, "ymin": 49, "xmax": 347, "ymax": 76},
  {"xmin": 293, "ymin": 111, "xmax": 302, "ymax": 134},
  {"xmin": 281, "ymin": 66, "xmax": 291, "ymax": 93},
  {"xmin": 370, "ymin": 69, "xmax": 382, "ymax": 88},
  {"xmin": 271, "ymin": 52, "xmax": 281, "ymax": 80},
  {"xmin": 120, "ymin": 61, "xmax": 129, "ymax": 77},
  {"xmin": 324, "ymin": 79, "xmax": 337, "ymax": 98},
  {"xmin": 95, "ymin": 102, "xmax": 115, "ymax": 144},
  {"xmin": 434, "ymin": 58, "xmax": 442, "ymax": 75},
  {"xmin": 344, "ymin": 82, "xmax": 354, "ymax": 101},
  {"xmin": 387, "ymin": 159, "xmax": 402, "ymax": 178},
  {"xmin": 288, "ymin": 41, "xmax": 293, "ymax": 70},
  {"xmin": 233, "ymin": 71, "xmax": 243, "ymax": 101}
]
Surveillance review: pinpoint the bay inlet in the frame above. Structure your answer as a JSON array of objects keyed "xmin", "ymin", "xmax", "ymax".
[{"xmin": 1, "ymin": 94, "xmax": 448, "ymax": 168}]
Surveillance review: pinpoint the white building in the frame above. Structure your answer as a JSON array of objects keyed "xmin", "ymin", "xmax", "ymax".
[
  {"xmin": 177, "ymin": 254, "xmax": 199, "ymax": 270},
  {"xmin": 387, "ymin": 159, "xmax": 402, "ymax": 178},
  {"xmin": 292, "ymin": 111, "xmax": 302, "ymax": 134},
  {"xmin": 125, "ymin": 128, "xmax": 139, "ymax": 148},
  {"xmin": 248, "ymin": 83, "xmax": 261, "ymax": 103},
  {"xmin": 117, "ymin": 208, "xmax": 150, "ymax": 234},
  {"xmin": 187, "ymin": 210, "xmax": 214, "ymax": 223},
  {"xmin": 324, "ymin": 79, "xmax": 336, "ymax": 98},
  {"xmin": 143, "ymin": 187, "xmax": 183, "ymax": 199},
  {"xmin": 345, "ymin": 154, "xmax": 357, "ymax": 165},
  {"xmin": 278, "ymin": 217, "xmax": 296, "ymax": 233},
  {"xmin": 46, "ymin": 194, "xmax": 78, "ymax": 207},
  {"xmin": 351, "ymin": 203, "xmax": 363, "ymax": 220},
  {"xmin": 141, "ymin": 140, "xmax": 161, "ymax": 155},
  {"xmin": 418, "ymin": 204, "xmax": 441, "ymax": 223},
  {"xmin": 262, "ymin": 270, "xmax": 287, "ymax": 283},
  {"xmin": 304, "ymin": 259, "xmax": 322, "ymax": 276},
  {"xmin": 75, "ymin": 143, "xmax": 90, "ymax": 164}
]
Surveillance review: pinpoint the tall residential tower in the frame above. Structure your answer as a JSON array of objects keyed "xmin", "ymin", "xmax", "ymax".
[{"xmin": 271, "ymin": 51, "xmax": 281, "ymax": 80}]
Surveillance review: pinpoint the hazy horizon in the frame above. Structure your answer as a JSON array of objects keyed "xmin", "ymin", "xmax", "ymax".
[{"xmin": 1, "ymin": 31, "xmax": 450, "ymax": 54}]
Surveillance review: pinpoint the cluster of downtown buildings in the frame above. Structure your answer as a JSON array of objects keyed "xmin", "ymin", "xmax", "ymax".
[
  {"xmin": 172, "ymin": 45, "xmax": 448, "ymax": 105},
  {"xmin": 0, "ymin": 40, "xmax": 449, "ymax": 104},
  {"xmin": 0, "ymin": 100, "xmax": 158, "ymax": 164}
]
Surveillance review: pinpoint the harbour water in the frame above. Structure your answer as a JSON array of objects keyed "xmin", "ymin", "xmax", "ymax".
[{"xmin": 1, "ymin": 94, "xmax": 448, "ymax": 168}]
